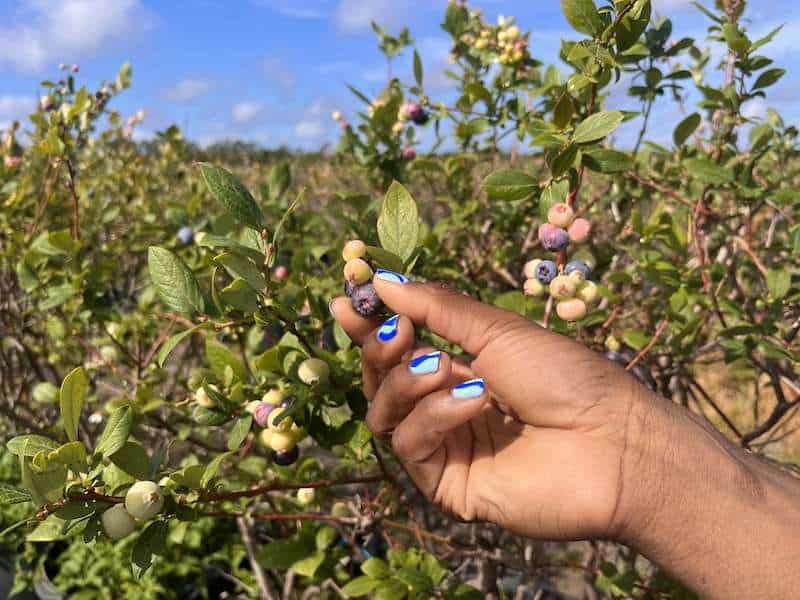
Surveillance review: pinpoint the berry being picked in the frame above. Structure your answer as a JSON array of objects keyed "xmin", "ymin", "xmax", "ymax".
[
  {"xmin": 274, "ymin": 265, "xmax": 289, "ymax": 279},
  {"xmin": 342, "ymin": 240, "xmax": 367, "ymax": 262},
  {"xmin": 351, "ymin": 282, "xmax": 384, "ymax": 317},
  {"xmin": 176, "ymin": 225, "xmax": 193, "ymax": 245},
  {"xmin": 124, "ymin": 481, "xmax": 165, "ymax": 520},
  {"xmin": 547, "ymin": 203, "xmax": 575, "ymax": 228},
  {"xmin": 101, "ymin": 504, "xmax": 136, "ymax": 540},
  {"xmin": 549, "ymin": 275, "xmax": 577, "ymax": 300},
  {"xmin": 576, "ymin": 280, "xmax": 600, "ymax": 305},
  {"xmin": 523, "ymin": 259, "xmax": 541, "ymax": 280},
  {"xmin": 556, "ymin": 298, "xmax": 587, "ymax": 321},
  {"xmin": 523, "ymin": 278, "xmax": 545, "ymax": 297},
  {"xmin": 538, "ymin": 224, "xmax": 570, "ymax": 252},
  {"xmin": 534, "ymin": 260, "xmax": 557, "ymax": 284},
  {"xmin": 272, "ymin": 445, "xmax": 299, "ymax": 466},
  {"xmin": 267, "ymin": 407, "xmax": 293, "ymax": 432},
  {"xmin": 565, "ymin": 260, "xmax": 591, "ymax": 281},
  {"xmin": 343, "ymin": 258, "xmax": 373, "ymax": 285},
  {"xmin": 344, "ymin": 279, "xmax": 356, "ymax": 297},
  {"xmin": 567, "ymin": 218, "xmax": 592, "ymax": 244},
  {"xmin": 298, "ymin": 357, "xmax": 330, "ymax": 385}
]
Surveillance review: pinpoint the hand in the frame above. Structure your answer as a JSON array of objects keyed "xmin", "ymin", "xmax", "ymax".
[{"xmin": 331, "ymin": 276, "xmax": 652, "ymax": 542}]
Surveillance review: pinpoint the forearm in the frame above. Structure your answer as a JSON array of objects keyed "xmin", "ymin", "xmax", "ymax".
[{"xmin": 617, "ymin": 393, "xmax": 800, "ymax": 599}]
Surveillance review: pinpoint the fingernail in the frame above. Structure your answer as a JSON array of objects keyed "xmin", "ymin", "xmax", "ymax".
[
  {"xmin": 376, "ymin": 314, "xmax": 400, "ymax": 342},
  {"xmin": 328, "ymin": 299, "xmax": 337, "ymax": 317},
  {"xmin": 451, "ymin": 378, "xmax": 485, "ymax": 400},
  {"xmin": 375, "ymin": 269, "xmax": 410, "ymax": 284},
  {"xmin": 409, "ymin": 351, "xmax": 441, "ymax": 375}
]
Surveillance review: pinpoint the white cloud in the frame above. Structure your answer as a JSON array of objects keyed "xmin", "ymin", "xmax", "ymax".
[
  {"xmin": 742, "ymin": 97, "xmax": 768, "ymax": 120},
  {"xmin": 164, "ymin": 78, "xmax": 212, "ymax": 102},
  {"xmin": 295, "ymin": 120, "xmax": 325, "ymax": 139},
  {"xmin": 292, "ymin": 98, "xmax": 337, "ymax": 145},
  {"xmin": 263, "ymin": 57, "xmax": 297, "ymax": 91},
  {"xmin": 0, "ymin": 94, "xmax": 36, "ymax": 129},
  {"xmin": 232, "ymin": 101, "xmax": 265, "ymax": 123},
  {"xmin": 0, "ymin": 0, "xmax": 150, "ymax": 72},
  {"xmin": 335, "ymin": 0, "xmax": 411, "ymax": 32}
]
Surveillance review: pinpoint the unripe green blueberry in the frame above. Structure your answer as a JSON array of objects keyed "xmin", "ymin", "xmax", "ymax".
[
  {"xmin": 99, "ymin": 345, "xmax": 119, "ymax": 362},
  {"xmin": 125, "ymin": 481, "xmax": 165, "ymax": 520},
  {"xmin": 331, "ymin": 501, "xmax": 350, "ymax": 518},
  {"xmin": 606, "ymin": 335, "xmax": 621, "ymax": 352},
  {"xmin": 556, "ymin": 298, "xmax": 587, "ymax": 321},
  {"xmin": 547, "ymin": 203, "xmax": 575, "ymax": 228},
  {"xmin": 259, "ymin": 428, "xmax": 273, "ymax": 447},
  {"xmin": 267, "ymin": 407, "xmax": 293, "ymax": 432},
  {"xmin": 576, "ymin": 280, "xmax": 600, "ymax": 305},
  {"xmin": 261, "ymin": 388, "xmax": 285, "ymax": 405},
  {"xmin": 523, "ymin": 259, "xmax": 541, "ymax": 280},
  {"xmin": 244, "ymin": 400, "xmax": 262, "ymax": 415},
  {"xmin": 296, "ymin": 487, "xmax": 315, "ymax": 505},
  {"xmin": 269, "ymin": 431, "xmax": 297, "ymax": 452},
  {"xmin": 523, "ymin": 278, "xmax": 545, "ymax": 297},
  {"xmin": 194, "ymin": 384, "xmax": 218, "ymax": 408},
  {"xmin": 101, "ymin": 504, "xmax": 136, "ymax": 540},
  {"xmin": 549, "ymin": 275, "xmax": 577, "ymax": 299},
  {"xmin": 343, "ymin": 258, "xmax": 373, "ymax": 285},
  {"xmin": 297, "ymin": 358, "xmax": 330, "ymax": 385},
  {"xmin": 342, "ymin": 240, "xmax": 367, "ymax": 261}
]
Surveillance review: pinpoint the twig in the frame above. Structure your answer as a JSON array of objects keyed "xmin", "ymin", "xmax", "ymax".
[
  {"xmin": 237, "ymin": 515, "xmax": 276, "ymax": 600},
  {"xmin": 625, "ymin": 319, "xmax": 668, "ymax": 371}
]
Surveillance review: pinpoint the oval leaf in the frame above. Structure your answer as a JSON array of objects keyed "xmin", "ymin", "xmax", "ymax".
[
  {"xmin": 148, "ymin": 246, "xmax": 204, "ymax": 315},
  {"xmin": 59, "ymin": 367, "xmax": 88, "ymax": 442},
  {"xmin": 481, "ymin": 170, "xmax": 538, "ymax": 201},
  {"xmin": 573, "ymin": 111, "xmax": 624, "ymax": 144},
  {"xmin": 377, "ymin": 181, "xmax": 419, "ymax": 264},
  {"xmin": 197, "ymin": 162, "xmax": 265, "ymax": 230}
]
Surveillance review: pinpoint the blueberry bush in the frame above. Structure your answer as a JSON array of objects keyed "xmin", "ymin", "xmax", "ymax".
[{"xmin": 1, "ymin": 1, "xmax": 798, "ymax": 598}]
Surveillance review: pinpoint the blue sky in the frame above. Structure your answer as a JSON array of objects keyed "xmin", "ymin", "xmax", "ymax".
[{"xmin": 1, "ymin": 0, "xmax": 798, "ymax": 150}]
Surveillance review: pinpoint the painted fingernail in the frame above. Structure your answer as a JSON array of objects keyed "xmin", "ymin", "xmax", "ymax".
[
  {"xmin": 375, "ymin": 269, "xmax": 410, "ymax": 284},
  {"xmin": 376, "ymin": 314, "xmax": 400, "ymax": 342},
  {"xmin": 409, "ymin": 351, "xmax": 441, "ymax": 375},
  {"xmin": 451, "ymin": 378, "xmax": 485, "ymax": 400}
]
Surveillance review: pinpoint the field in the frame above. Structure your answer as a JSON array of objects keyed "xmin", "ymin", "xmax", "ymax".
[{"xmin": 1, "ymin": 1, "xmax": 798, "ymax": 599}]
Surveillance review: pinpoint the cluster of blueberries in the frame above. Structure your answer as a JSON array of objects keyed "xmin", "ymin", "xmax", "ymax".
[
  {"xmin": 246, "ymin": 388, "xmax": 306, "ymax": 466},
  {"xmin": 341, "ymin": 240, "xmax": 386, "ymax": 317},
  {"xmin": 522, "ymin": 202, "xmax": 599, "ymax": 321}
]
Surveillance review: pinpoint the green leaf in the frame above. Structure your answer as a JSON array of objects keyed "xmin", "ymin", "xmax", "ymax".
[
  {"xmin": 227, "ymin": 414, "xmax": 252, "ymax": 451},
  {"xmin": 201, "ymin": 451, "xmax": 233, "ymax": 488},
  {"xmin": 27, "ymin": 515, "xmax": 67, "ymax": 542},
  {"xmin": 156, "ymin": 323, "xmax": 210, "ymax": 367},
  {"xmin": 582, "ymin": 148, "xmax": 632, "ymax": 173},
  {"xmin": 148, "ymin": 246, "xmax": 204, "ymax": 315},
  {"xmin": 539, "ymin": 179, "xmax": 570, "ymax": 219},
  {"xmin": 32, "ymin": 381, "xmax": 58, "ymax": 404},
  {"xmin": 292, "ymin": 551, "xmax": 326, "ymax": 578},
  {"xmin": 615, "ymin": 0, "xmax": 651, "ymax": 51},
  {"xmin": 622, "ymin": 330, "xmax": 650, "ymax": 351},
  {"xmin": 374, "ymin": 579, "xmax": 408, "ymax": 600},
  {"xmin": 132, "ymin": 520, "xmax": 169, "ymax": 579},
  {"xmin": 342, "ymin": 576, "xmax": 379, "ymax": 597},
  {"xmin": 95, "ymin": 405, "xmax": 133, "ymax": 459},
  {"xmin": 206, "ymin": 338, "xmax": 247, "ymax": 383},
  {"xmin": 194, "ymin": 232, "xmax": 265, "ymax": 261},
  {"xmin": 197, "ymin": 163, "xmax": 265, "ymax": 230},
  {"xmin": 683, "ymin": 157, "xmax": 733, "ymax": 185},
  {"xmin": 0, "ymin": 484, "xmax": 32, "ymax": 505},
  {"xmin": 59, "ymin": 367, "xmax": 88, "ymax": 443},
  {"xmin": 7, "ymin": 435, "xmax": 59, "ymax": 457},
  {"xmin": 753, "ymin": 68, "xmax": 785, "ymax": 90},
  {"xmin": 377, "ymin": 181, "xmax": 419, "ymax": 264},
  {"xmin": 220, "ymin": 278, "xmax": 259, "ymax": 313},
  {"xmin": 48, "ymin": 441, "xmax": 88, "ymax": 473},
  {"xmin": 268, "ymin": 162, "xmax": 291, "ymax": 201},
  {"xmin": 365, "ymin": 246, "xmax": 405, "ymax": 273},
  {"xmin": 214, "ymin": 251, "xmax": 266, "ymax": 293},
  {"xmin": 109, "ymin": 441, "xmax": 150, "ymax": 479},
  {"xmin": 362, "ymin": 557, "xmax": 390, "ymax": 578},
  {"xmin": 316, "ymin": 525, "xmax": 338, "ymax": 550},
  {"xmin": 673, "ymin": 113, "xmax": 701, "ymax": 147},
  {"xmin": 481, "ymin": 170, "xmax": 538, "ymax": 201},
  {"xmin": 767, "ymin": 267, "xmax": 791, "ymax": 300},
  {"xmin": 258, "ymin": 536, "xmax": 316, "ymax": 570},
  {"xmin": 572, "ymin": 111, "xmax": 624, "ymax": 144},
  {"xmin": 551, "ymin": 143, "xmax": 578, "ymax": 177},
  {"xmin": 413, "ymin": 49, "xmax": 423, "ymax": 87},
  {"xmin": 561, "ymin": 0, "xmax": 603, "ymax": 36}
]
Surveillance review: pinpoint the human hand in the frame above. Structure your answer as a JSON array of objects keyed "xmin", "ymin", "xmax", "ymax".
[{"xmin": 331, "ymin": 274, "xmax": 653, "ymax": 542}]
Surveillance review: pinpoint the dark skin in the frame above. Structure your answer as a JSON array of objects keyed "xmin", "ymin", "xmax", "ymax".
[{"xmin": 331, "ymin": 278, "xmax": 800, "ymax": 600}]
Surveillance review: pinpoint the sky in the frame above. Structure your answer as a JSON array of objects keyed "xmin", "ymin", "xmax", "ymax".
[{"xmin": 1, "ymin": 0, "xmax": 798, "ymax": 151}]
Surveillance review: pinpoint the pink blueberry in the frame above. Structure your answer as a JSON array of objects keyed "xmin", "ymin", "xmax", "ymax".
[
  {"xmin": 568, "ymin": 218, "xmax": 592, "ymax": 244},
  {"xmin": 274, "ymin": 265, "xmax": 289, "ymax": 279}
]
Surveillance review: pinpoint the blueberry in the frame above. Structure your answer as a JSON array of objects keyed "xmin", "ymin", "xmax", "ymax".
[
  {"xmin": 362, "ymin": 532, "xmax": 388, "ymax": 559},
  {"xmin": 565, "ymin": 260, "xmax": 591, "ymax": 280},
  {"xmin": 177, "ymin": 226, "xmax": 194, "ymax": 245},
  {"xmin": 272, "ymin": 445, "xmax": 299, "ymax": 466},
  {"xmin": 539, "ymin": 224, "xmax": 569, "ymax": 252},
  {"xmin": 279, "ymin": 395, "xmax": 294, "ymax": 409},
  {"xmin": 350, "ymin": 282, "xmax": 385, "ymax": 317},
  {"xmin": 534, "ymin": 260, "xmax": 557, "ymax": 284},
  {"xmin": 344, "ymin": 280, "xmax": 355, "ymax": 297}
]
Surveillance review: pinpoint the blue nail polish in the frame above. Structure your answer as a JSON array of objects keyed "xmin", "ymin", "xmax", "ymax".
[
  {"xmin": 409, "ymin": 351, "xmax": 441, "ymax": 375},
  {"xmin": 452, "ymin": 378, "xmax": 485, "ymax": 400},
  {"xmin": 376, "ymin": 314, "xmax": 400, "ymax": 342},
  {"xmin": 375, "ymin": 269, "xmax": 410, "ymax": 284}
]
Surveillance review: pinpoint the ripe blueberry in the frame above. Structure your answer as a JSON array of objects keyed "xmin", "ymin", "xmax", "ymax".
[
  {"xmin": 272, "ymin": 445, "xmax": 299, "ymax": 466},
  {"xmin": 556, "ymin": 298, "xmax": 587, "ymax": 321},
  {"xmin": 343, "ymin": 258, "xmax": 373, "ymax": 285},
  {"xmin": 538, "ymin": 224, "xmax": 569, "ymax": 252},
  {"xmin": 124, "ymin": 481, "xmax": 165, "ymax": 520},
  {"xmin": 564, "ymin": 260, "xmax": 591, "ymax": 280},
  {"xmin": 549, "ymin": 275, "xmax": 577, "ymax": 299},
  {"xmin": 350, "ymin": 282, "xmax": 385, "ymax": 317},
  {"xmin": 101, "ymin": 504, "xmax": 136, "ymax": 540},
  {"xmin": 567, "ymin": 218, "xmax": 592, "ymax": 244},
  {"xmin": 547, "ymin": 203, "xmax": 575, "ymax": 228},
  {"xmin": 342, "ymin": 239, "xmax": 367, "ymax": 262},
  {"xmin": 176, "ymin": 225, "xmax": 193, "ymax": 245},
  {"xmin": 534, "ymin": 260, "xmax": 557, "ymax": 284}
]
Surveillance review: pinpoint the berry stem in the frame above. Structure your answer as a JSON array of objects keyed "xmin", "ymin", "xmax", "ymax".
[{"xmin": 199, "ymin": 474, "xmax": 384, "ymax": 502}]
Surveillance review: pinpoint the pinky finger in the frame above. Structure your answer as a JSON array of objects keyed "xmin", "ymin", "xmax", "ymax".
[{"xmin": 390, "ymin": 378, "xmax": 488, "ymax": 498}]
